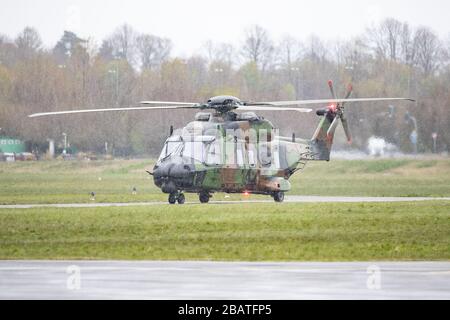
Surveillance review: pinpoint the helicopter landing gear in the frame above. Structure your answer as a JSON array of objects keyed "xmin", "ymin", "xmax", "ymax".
[
  {"xmin": 273, "ymin": 191, "xmax": 285, "ymax": 203},
  {"xmin": 177, "ymin": 193, "xmax": 185, "ymax": 204},
  {"xmin": 168, "ymin": 193, "xmax": 176, "ymax": 204},
  {"xmin": 168, "ymin": 192, "xmax": 185, "ymax": 204},
  {"xmin": 199, "ymin": 192, "xmax": 211, "ymax": 204}
]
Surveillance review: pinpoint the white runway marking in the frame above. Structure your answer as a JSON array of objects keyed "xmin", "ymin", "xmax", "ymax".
[
  {"xmin": 0, "ymin": 261, "xmax": 449, "ymax": 299},
  {"xmin": 0, "ymin": 196, "xmax": 449, "ymax": 209}
]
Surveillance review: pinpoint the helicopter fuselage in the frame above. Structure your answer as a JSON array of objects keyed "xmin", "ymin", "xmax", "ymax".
[{"xmin": 152, "ymin": 111, "xmax": 313, "ymax": 203}]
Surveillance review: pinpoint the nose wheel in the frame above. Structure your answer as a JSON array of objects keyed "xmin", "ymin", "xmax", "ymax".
[
  {"xmin": 168, "ymin": 192, "xmax": 185, "ymax": 204},
  {"xmin": 273, "ymin": 191, "xmax": 285, "ymax": 203}
]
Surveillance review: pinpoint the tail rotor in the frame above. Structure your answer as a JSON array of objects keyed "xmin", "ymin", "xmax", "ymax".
[{"xmin": 326, "ymin": 81, "xmax": 353, "ymax": 143}]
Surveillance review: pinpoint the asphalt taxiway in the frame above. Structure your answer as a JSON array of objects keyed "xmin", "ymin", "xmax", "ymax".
[{"xmin": 0, "ymin": 261, "xmax": 449, "ymax": 299}]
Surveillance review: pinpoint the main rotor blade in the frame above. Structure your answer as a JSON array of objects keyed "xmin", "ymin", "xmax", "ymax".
[
  {"xmin": 28, "ymin": 105, "xmax": 199, "ymax": 118},
  {"xmin": 140, "ymin": 101, "xmax": 197, "ymax": 106},
  {"xmin": 246, "ymin": 97, "xmax": 415, "ymax": 107},
  {"xmin": 238, "ymin": 105, "xmax": 312, "ymax": 113}
]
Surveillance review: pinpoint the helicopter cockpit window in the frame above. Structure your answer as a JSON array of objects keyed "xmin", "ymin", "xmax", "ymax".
[
  {"xmin": 182, "ymin": 141, "xmax": 205, "ymax": 163},
  {"xmin": 157, "ymin": 137, "xmax": 182, "ymax": 162}
]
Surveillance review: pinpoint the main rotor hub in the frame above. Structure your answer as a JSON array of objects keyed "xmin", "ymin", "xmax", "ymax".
[
  {"xmin": 205, "ymin": 95, "xmax": 242, "ymax": 114},
  {"xmin": 207, "ymin": 95, "xmax": 241, "ymax": 106}
]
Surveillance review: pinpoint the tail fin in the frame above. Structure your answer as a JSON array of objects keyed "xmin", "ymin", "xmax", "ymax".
[
  {"xmin": 309, "ymin": 110, "xmax": 336, "ymax": 161},
  {"xmin": 309, "ymin": 81, "xmax": 353, "ymax": 161}
]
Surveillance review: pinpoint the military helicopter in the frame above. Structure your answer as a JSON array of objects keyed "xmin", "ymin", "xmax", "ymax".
[{"xmin": 29, "ymin": 81, "xmax": 414, "ymax": 204}]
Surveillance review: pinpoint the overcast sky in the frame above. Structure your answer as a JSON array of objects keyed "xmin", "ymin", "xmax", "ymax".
[{"xmin": 1, "ymin": 0, "xmax": 449, "ymax": 56}]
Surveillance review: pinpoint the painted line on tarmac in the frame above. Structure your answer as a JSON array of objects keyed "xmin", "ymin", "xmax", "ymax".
[{"xmin": 0, "ymin": 196, "xmax": 449, "ymax": 209}]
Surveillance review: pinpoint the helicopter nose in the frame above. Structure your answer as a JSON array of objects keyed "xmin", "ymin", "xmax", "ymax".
[
  {"xmin": 153, "ymin": 161, "xmax": 195, "ymax": 192},
  {"xmin": 169, "ymin": 163, "xmax": 194, "ymax": 179},
  {"xmin": 153, "ymin": 163, "xmax": 194, "ymax": 179}
]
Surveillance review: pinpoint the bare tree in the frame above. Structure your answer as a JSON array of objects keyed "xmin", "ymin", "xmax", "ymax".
[
  {"xmin": 0, "ymin": 34, "xmax": 17, "ymax": 66},
  {"xmin": 203, "ymin": 40, "xmax": 235, "ymax": 67},
  {"xmin": 305, "ymin": 35, "xmax": 328, "ymax": 62},
  {"xmin": 400, "ymin": 22, "xmax": 414, "ymax": 65},
  {"xmin": 204, "ymin": 40, "xmax": 217, "ymax": 63},
  {"xmin": 101, "ymin": 24, "xmax": 137, "ymax": 64},
  {"xmin": 136, "ymin": 34, "xmax": 172, "ymax": 70},
  {"xmin": 241, "ymin": 25, "xmax": 274, "ymax": 71},
  {"xmin": 413, "ymin": 27, "xmax": 442, "ymax": 75},
  {"xmin": 15, "ymin": 27, "xmax": 42, "ymax": 59},
  {"xmin": 444, "ymin": 35, "xmax": 450, "ymax": 64},
  {"xmin": 384, "ymin": 18, "xmax": 403, "ymax": 60},
  {"xmin": 98, "ymin": 39, "xmax": 115, "ymax": 61},
  {"xmin": 366, "ymin": 18, "xmax": 404, "ymax": 61},
  {"xmin": 0, "ymin": 34, "xmax": 8, "ymax": 45},
  {"xmin": 278, "ymin": 36, "xmax": 303, "ymax": 67}
]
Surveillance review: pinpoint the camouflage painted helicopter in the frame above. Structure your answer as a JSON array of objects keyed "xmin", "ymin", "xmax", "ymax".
[{"xmin": 29, "ymin": 81, "xmax": 414, "ymax": 204}]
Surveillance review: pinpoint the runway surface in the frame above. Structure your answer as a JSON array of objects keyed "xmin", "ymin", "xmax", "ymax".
[
  {"xmin": 1, "ymin": 196, "xmax": 449, "ymax": 209},
  {"xmin": 0, "ymin": 261, "xmax": 449, "ymax": 299}
]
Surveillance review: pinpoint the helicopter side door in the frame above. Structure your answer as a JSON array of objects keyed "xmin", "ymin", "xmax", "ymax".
[
  {"xmin": 221, "ymin": 138, "xmax": 247, "ymax": 190},
  {"xmin": 254, "ymin": 141, "xmax": 287, "ymax": 192},
  {"xmin": 236, "ymin": 141, "xmax": 250, "ymax": 188},
  {"xmin": 201, "ymin": 138, "xmax": 223, "ymax": 190},
  {"xmin": 244, "ymin": 142, "xmax": 258, "ymax": 189}
]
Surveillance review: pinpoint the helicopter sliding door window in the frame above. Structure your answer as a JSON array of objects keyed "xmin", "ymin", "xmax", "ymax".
[
  {"xmin": 258, "ymin": 143, "xmax": 280, "ymax": 169},
  {"xmin": 236, "ymin": 143, "xmax": 244, "ymax": 166},
  {"xmin": 248, "ymin": 146, "xmax": 256, "ymax": 167},
  {"xmin": 205, "ymin": 140, "xmax": 222, "ymax": 165},
  {"xmin": 273, "ymin": 144, "xmax": 280, "ymax": 169},
  {"xmin": 224, "ymin": 137, "xmax": 235, "ymax": 166},
  {"xmin": 259, "ymin": 143, "xmax": 271, "ymax": 167}
]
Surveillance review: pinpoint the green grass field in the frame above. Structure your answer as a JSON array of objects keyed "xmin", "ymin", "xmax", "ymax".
[
  {"xmin": 0, "ymin": 158, "xmax": 449, "ymax": 204},
  {"xmin": 0, "ymin": 201, "xmax": 449, "ymax": 261},
  {"xmin": 0, "ymin": 159, "xmax": 449, "ymax": 261}
]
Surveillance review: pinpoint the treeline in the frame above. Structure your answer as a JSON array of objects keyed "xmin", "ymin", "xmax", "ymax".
[{"xmin": 0, "ymin": 18, "xmax": 449, "ymax": 156}]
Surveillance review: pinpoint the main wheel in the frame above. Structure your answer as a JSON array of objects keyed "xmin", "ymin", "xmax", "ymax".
[
  {"xmin": 273, "ymin": 191, "xmax": 285, "ymax": 203},
  {"xmin": 177, "ymin": 193, "xmax": 185, "ymax": 204},
  {"xmin": 199, "ymin": 192, "xmax": 210, "ymax": 203},
  {"xmin": 168, "ymin": 193, "xmax": 177, "ymax": 204}
]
